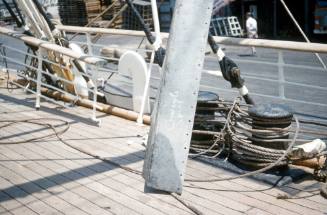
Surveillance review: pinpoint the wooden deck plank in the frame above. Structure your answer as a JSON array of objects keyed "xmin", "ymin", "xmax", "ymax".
[
  {"xmin": 34, "ymin": 127, "xmax": 249, "ymax": 215},
  {"xmin": 98, "ymin": 177, "xmax": 195, "ymax": 215},
  {"xmin": 0, "ymin": 88, "xmax": 326, "ymax": 215},
  {"xmin": 40, "ymin": 142, "xmax": 194, "ymax": 214},
  {"xmin": 0, "ymin": 205, "xmax": 11, "ymax": 215},
  {"xmin": 187, "ymin": 160, "xmax": 327, "ymax": 214},
  {"xmin": 43, "ymin": 139, "xmax": 242, "ymax": 215},
  {"xmin": 0, "ymin": 153, "xmax": 106, "ymax": 215},
  {"xmin": 246, "ymin": 208, "xmax": 273, "ymax": 215},
  {"xmin": 0, "ymin": 134, "xmax": 174, "ymax": 215},
  {"xmin": 46, "ymin": 135, "xmax": 246, "ymax": 215},
  {"xmin": 26, "ymin": 143, "xmax": 190, "ymax": 215},
  {"xmin": 180, "ymin": 190, "xmax": 245, "ymax": 215},
  {"xmin": 184, "ymin": 163, "xmax": 299, "ymax": 215},
  {"xmin": 0, "ymin": 145, "xmax": 144, "ymax": 215},
  {"xmin": 19, "ymin": 146, "xmax": 167, "ymax": 215},
  {"xmin": 0, "ymin": 189, "xmax": 38, "ymax": 215},
  {"xmin": 0, "ymin": 116, "xmax": 318, "ymax": 215},
  {"xmin": 21, "ymin": 158, "xmax": 139, "ymax": 215},
  {"xmin": 1, "ymin": 104, "xmax": 148, "ymax": 173},
  {"xmin": 0, "ymin": 176, "xmax": 62, "ymax": 215},
  {"xmin": 0, "ymin": 103, "xmax": 192, "ymax": 214}
]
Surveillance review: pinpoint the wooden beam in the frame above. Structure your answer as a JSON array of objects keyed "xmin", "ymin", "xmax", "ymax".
[
  {"xmin": 41, "ymin": 88, "xmax": 151, "ymax": 125},
  {"xmin": 0, "ymin": 27, "xmax": 105, "ymax": 66},
  {"xmin": 55, "ymin": 25, "xmax": 327, "ymax": 53}
]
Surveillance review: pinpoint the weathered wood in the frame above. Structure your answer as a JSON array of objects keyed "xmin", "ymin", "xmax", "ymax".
[
  {"xmin": 0, "ymin": 27, "xmax": 105, "ymax": 66},
  {"xmin": 56, "ymin": 24, "xmax": 168, "ymax": 37},
  {"xmin": 41, "ymin": 88, "xmax": 151, "ymax": 124},
  {"xmin": 292, "ymin": 157, "xmax": 326, "ymax": 169},
  {"xmin": 56, "ymin": 25, "xmax": 327, "ymax": 53},
  {"xmin": 0, "ymin": 88, "xmax": 326, "ymax": 215}
]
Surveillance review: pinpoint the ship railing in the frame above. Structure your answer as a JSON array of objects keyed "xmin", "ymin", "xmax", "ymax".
[
  {"xmin": 57, "ymin": 25, "xmax": 327, "ymax": 118},
  {"xmin": 0, "ymin": 26, "xmax": 106, "ymax": 124}
]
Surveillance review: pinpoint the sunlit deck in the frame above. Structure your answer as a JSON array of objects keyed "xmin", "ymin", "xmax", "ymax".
[{"xmin": 0, "ymin": 71, "xmax": 326, "ymax": 215}]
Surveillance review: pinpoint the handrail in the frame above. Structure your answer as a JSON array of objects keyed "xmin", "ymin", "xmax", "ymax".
[
  {"xmin": 0, "ymin": 26, "xmax": 106, "ymax": 66},
  {"xmin": 56, "ymin": 24, "xmax": 169, "ymax": 38},
  {"xmin": 56, "ymin": 25, "xmax": 327, "ymax": 53},
  {"xmin": 212, "ymin": 37, "xmax": 327, "ymax": 54}
]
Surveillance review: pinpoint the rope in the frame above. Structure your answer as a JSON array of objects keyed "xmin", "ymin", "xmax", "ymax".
[
  {"xmin": 0, "ymin": 118, "xmax": 69, "ymax": 144},
  {"xmin": 0, "ymin": 117, "xmax": 202, "ymax": 215},
  {"xmin": 69, "ymin": 0, "xmax": 120, "ymax": 41},
  {"xmin": 171, "ymin": 193, "xmax": 204, "ymax": 215},
  {"xmin": 185, "ymin": 113, "xmax": 300, "ymax": 182},
  {"xmin": 277, "ymin": 192, "xmax": 320, "ymax": 200},
  {"xmin": 0, "ymin": 106, "xmax": 325, "ymax": 204},
  {"xmin": 187, "ymin": 98, "xmax": 327, "ymax": 200},
  {"xmin": 279, "ymin": 0, "xmax": 327, "ymax": 70}
]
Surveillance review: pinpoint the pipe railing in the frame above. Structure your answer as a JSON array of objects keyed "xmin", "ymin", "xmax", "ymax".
[
  {"xmin": 56, "ymin": 25, "xmax": 327, "ymax": 53},
  {"xmin": 0, "ymin": 28, "xmax": 107, "ymax": 124},
  {"xmin": 56, "ymin": 25, "xmax": 327, "ymax": 108},
  {"xmin": 1, "ymin": 25, "xmax": 327, "ymax": 119},
  {"xmin": 0, "ymin": 27, "xmax": 106, "ymax": 66}
]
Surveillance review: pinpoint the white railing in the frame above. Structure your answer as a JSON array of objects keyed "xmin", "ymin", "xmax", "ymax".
[
  {"xmin": 1, "ymin": 25, "xmax": 327, "ymax": 120},
  {"xmin": 56, "ymin": 25, "xmax": 327, "ymax": 53},
  {"xmin": 55, "ymin": 25, "xmax": 327, "ymax": 113},
  {"xmin": 0, "ymin": 27, "xmax": 106, "ymax": 124}
]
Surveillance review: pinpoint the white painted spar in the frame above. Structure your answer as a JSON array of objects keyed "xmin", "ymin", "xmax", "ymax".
[
  {"xmin": 56, "ymin": 25, "xmax": 327, "ymax": 53},
  {"xmin": 238, "ymin": 85, "xmax": 249, "ymax": 96},
  {"xmin": 0, "ymin": 27, "xmax": 105, "ymax": 65},
  {"xmin": 150, "ymin": 0, "xmax": 162, "ymax": 51},
  {"xmin": 217, "ymin": 48, "xmax": 225, "ymax": 61},
  {"xmin": 204, "ymin": 70, "xmax": 223, "ymax": 77},
  {"xmin": 69, "ymin": 43, "xmax": 89, "ymax": 98}
]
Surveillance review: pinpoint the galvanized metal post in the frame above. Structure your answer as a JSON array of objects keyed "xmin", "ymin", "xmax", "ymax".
[
  {"xmin": 143, "ymin": 0, "xmax": 214, "ymax": 194},
  {"xmin": 86, "ymin": 33, "xmax": 93, "ymax": 55},
  {"xmin": 87, "ymin": 33, "xmax": 101, "ymax": 125},
  {"xmin": 278, "ymin": 51, "xmax": 285, "ymax": 99},
  {"xmin": 91, "ymin": 63, "xmax": 101, "ymax": 125},
  {"xmin": 35, "ymin": 48, "xmax": 43, "ymax": 110}
]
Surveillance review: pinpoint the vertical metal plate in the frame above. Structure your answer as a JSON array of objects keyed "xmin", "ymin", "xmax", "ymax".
[{"xmin": 143, "ymin": 0, "xmax": 214, "ymax": 194}]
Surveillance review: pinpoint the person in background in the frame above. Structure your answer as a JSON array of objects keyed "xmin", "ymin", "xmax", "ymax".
[{"xmin": 246, "ymin": 12, "xmax": 258, "ymax": 55}]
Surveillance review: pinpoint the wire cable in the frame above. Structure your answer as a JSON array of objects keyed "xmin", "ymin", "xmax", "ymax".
[
  {"xmin": 0, "ymin": 117, "xmax": 203, "ymax": 214},
  {"xmin": 185, "ymin": 114, "xmax": 300, "ymax": 182}
]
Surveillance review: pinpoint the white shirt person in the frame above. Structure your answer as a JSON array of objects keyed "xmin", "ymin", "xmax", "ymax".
[{"xmin": 246, "ymin": 12, "xmax": 258, "ymax": 55}]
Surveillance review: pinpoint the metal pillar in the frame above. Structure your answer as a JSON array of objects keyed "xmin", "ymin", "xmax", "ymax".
[
  {"xmin": 273, "ymin": 0, "xmax": 277, "ymax": 38},
  {"xmin": 35, "ymin": 48, "xmax": 43, "ymax": 110},
  {"xmin": 241, "ymin": 0, "xmax": 245, "ymax": 30},
  {"xmin": 304, "ymin": 0, "xmax": 309, "ymax": 34},
  {"xmin": 278, "ymin": 51, "xmax": 285, "ymax": 99},
  {"xmin": 142, "ymin": 0, "xmax": 214, "ymax": 194}
]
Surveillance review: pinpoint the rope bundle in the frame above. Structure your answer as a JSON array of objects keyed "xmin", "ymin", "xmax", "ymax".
[{"xmin": 191, "ymin": 98, "xmax": 327, "ymax": 170}]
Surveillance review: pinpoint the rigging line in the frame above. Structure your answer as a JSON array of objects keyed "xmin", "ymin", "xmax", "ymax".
[
  {"xmin": 1, "ymin": 0, "xmax": 23, "ymax": 27},
  {"xmin": 279, "ymin": 0, "xmax": 327, "ymax": 71},
  {"xmin": 185, "ymin": 115, "xmax": 300, "ymax": 182},
  {"xmin": 0, "ymin": 117, "xmax": 204, "ymax": 215},
  {"xmin": 69, "ymin": 0, "xmax": 120, "ymax": 41}
]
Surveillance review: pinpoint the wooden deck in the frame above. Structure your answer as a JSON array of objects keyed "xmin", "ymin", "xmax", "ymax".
[{"xmin": 0, "ymin": 82, "xmax": 326, "ymax": 214}]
